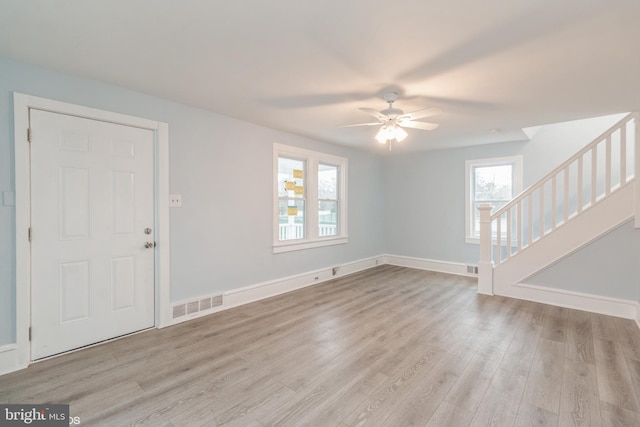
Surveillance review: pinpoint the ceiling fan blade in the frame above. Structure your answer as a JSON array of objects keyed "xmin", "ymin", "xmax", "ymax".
[
  {"xmin": 359, "ymin": 107, "xmax": 389, "ymax": 122},
  {"xmin": 399, "ymin": 121, "xmax": 440, "ymax": 131},
  {"xmin": 339, "ymin": 122, "xmax": 383, "ymax": 128},
  {"xmin": 398, "ymin": 107, "xmax": 442, "ymax": 121}
]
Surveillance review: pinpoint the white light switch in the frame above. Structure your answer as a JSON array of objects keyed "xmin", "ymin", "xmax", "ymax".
[{"xmin": 169, "ymin": 194, "xmax": 182, "ymax": 207}]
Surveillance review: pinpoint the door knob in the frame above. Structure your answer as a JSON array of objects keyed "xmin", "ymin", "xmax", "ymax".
[{"xmin": 145, "ymin": 242, "xmax": 155, "ymax": 249}]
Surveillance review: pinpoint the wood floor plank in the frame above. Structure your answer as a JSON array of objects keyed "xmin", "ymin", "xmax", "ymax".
[
  {"xmin": 500, "ymin": 302, "xmax": 544, "ymax": 377},
  {"xmin": 2, "ymin": 266, "xmax": 639, "ymax": 426},
  {"xmin": 443, "ymin": 348, "xmax": 503, "ymax": 413},
  {"xmin": 558, "ymin": 359, "xmax": 600, "ymax": 426},
  {"xmin": 540, "ymin": 305, "xmax": 569, "ymax": 343},
  {"xmin": 470, "ymin": 367, "xmax": 527, "ymax": 426},
  {"xmin": 565, "ymin": 309, "xmax": 595, "ymax": 363},
  {"xmin": 522, "ymin": 338, "xmax": 565, "ymax": 414},
  {"xmin": 514, "ymin": 403, "xmax": 558, "ymax": 426},
  {"xmin": 426, "ymin": 401, "xmax": 474, "ymax": 427},
  {"xmin": 591, "ymin": 312, "xmax": 619, "ymax": 340},
  {"xmin": 593, "ymin": 336, "xmax": 640, "ymax": 412},
  {"xmin": 614, "ymin": 317, "xmax": 640, "ymax": 362},
  {"xmin": 623, "ymin": 357, "xmax": 640, "ymax": 413},
  {"xmin": 599, "ymin": 400, "xmax": 640, "ymax": 427}
]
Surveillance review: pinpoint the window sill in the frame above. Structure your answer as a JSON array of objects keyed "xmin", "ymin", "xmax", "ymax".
[
  {"xmin": 465, "ymin": 236, "xmax": 480, "ymax": 245},
  {"xmin": 273, "ymin": 236, "xmax": 349, "ymax": 253}
]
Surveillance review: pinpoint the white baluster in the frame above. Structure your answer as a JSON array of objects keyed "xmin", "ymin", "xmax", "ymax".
[
  {"xmin": 591, "ymin": 146, "xmax": 597, "ymax": 205},
  {"xmin": 605, "ymin": 135, "xmax": 611, "ymax": 196},
  {"xmin": 577, "ymin": 157, "xmax": 583, "ymax": 213},
  {"xmin": 517, "ymin": 201, "xmax": 522, "ymax": 252},
  {"xmin": 496, "ymin": 213, "xmax": 502, "ymax": 266},
  {"xmin": 635, "ymin": 115, "xmax": 640, "ymax": 228},
  {"xmin": 564, "ymin": 168, "xmax": 570, "ymax": 222},
  {"xmin": 551, "ymin": 175, "xmax": 557, "ymax": 231},
  {"xmin": 527, "ymin": 194, "xmax": 533, "ymax": 246},
  {"xmin": 621, "ymin": 125, "xmax": 627, "ymax": 185},
  {"xmin": 539, "ymin": 186, "xmax": 545, "ymax": 237},
  {"xmin": 506, "ymin": 209, "xmax": 512, "ymax": 260}
]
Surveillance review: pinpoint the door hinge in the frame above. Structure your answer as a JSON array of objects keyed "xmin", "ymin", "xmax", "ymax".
[
  {"xmin": 28, "ymin": 227, "xmax": 32, "ymax": 242},
  {"xmin": 29, "ymin": 327, "xmax": 32, "ymax": 341},
  {"xmin": 27, "ymin": 128, "xmax": 32, "ymax": 143}
]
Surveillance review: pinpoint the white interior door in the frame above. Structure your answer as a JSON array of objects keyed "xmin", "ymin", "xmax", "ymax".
[{"xmin": 30, "ymin": 109, "xmax": 155, "ymax": 360}]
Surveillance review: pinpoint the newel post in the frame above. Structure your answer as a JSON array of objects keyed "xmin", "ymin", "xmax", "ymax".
[{"xmin": 477, "ymin": 204, "xmax": 494, "ymax": 295}]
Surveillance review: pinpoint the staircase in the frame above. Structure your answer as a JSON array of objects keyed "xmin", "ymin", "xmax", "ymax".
[{"xmin": 478, "ymin": 112, "xmax": 639, "ymax": 299}]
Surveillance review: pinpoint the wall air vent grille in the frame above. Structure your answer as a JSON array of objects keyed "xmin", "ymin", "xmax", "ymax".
[
  {"xmin": 172, "ymin": 294, "xmax": 224, "ymax": 320},
  {"xmin": 172, "ymin": 304, "xmax": 186, "ymax": 319}
]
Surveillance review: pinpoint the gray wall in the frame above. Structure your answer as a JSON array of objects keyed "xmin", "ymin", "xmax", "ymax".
[
  {"xmin": 0, "ymin": 58, "xmax": 385, "ymax": 345},
  {"xmin": 527, "ymin": 220, "xmax": 640, "ymax": 300}
]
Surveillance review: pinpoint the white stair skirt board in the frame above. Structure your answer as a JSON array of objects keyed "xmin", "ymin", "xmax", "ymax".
[
  {"xmin": 167, "ymin": 256, "xmax": 383, "ymax": 326},
  {"xmin": 508, "ymin": 282, "xmax": 640, "ymax": 326},
  {"xmin": 493, "ymin": 182, "xmax": 635, "ymax": 295}
]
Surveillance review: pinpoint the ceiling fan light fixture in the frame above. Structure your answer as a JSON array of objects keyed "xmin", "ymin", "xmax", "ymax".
[
  {"xmin": 376, "ymin": 123, "xmax": 408, "ymax": 143},
  {"xmin": 375, "ymin": 125, "xmax": 389, "ymax": 143},
  {"xmin": 394, "ymin": 126, "xmax": 408, "ymax": 142}
]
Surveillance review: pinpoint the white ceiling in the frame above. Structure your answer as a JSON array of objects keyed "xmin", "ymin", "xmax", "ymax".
[{"xmin": 1, "ymin": 0, "xmax": 639, "ymax": 153}]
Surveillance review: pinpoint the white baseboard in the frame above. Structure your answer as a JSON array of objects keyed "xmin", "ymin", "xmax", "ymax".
[
  {"xmin": 383, "ymin": 254, "xmax": 477, "ymax": 278},
  {"xmin": 504, "ymin": 282, "xmax": 639, "ymax": 320},
  {"xmin": 0, "ymin": 344, "xmax": 27, "ymax": 377},
  {"xmin": 166, "ymin": 255, "xmax": 384, "ymax": 326}
]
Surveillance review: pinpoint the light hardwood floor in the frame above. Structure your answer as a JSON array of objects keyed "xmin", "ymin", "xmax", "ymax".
[{"xmin": 2, "ymin": 265, "xmax": 640, "ymax": 426}]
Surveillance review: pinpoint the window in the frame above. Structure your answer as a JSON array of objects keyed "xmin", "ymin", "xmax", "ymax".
[
  {"xmin": 274, "ymin": 143, "xmax": 348, "ymax": 253},
  {"xmin": 465, "ymin": 156, "xmax": 522, "ymax": 243}
]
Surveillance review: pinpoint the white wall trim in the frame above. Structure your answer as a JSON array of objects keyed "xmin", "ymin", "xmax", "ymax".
[
  {"xmin": 509, "ymin": 282, "xmax": 639, "ymax": 320},
  {"xmin": 3, "ymin": 93, "xmax": 171, "ymax": 376},
  {"xmin": 167, "ymin": 255, "xmax": 383, "ymax": 326},
  {"xmin": 383, "ymin": 254, "xmax": 478, "ymax": 278}
]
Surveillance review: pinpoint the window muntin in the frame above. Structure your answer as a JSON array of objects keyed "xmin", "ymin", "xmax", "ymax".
[{"xmin": 273, "ymin": 144, "xmax": 348, "ymax": 252}]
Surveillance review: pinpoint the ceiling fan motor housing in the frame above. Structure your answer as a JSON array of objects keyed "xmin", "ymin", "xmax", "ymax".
[{"xmin": 382, "ymin": 92, "xmax": 402, "ymax": 117}]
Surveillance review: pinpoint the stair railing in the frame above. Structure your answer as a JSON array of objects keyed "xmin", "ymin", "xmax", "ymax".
[{"xmin": 479, "ymin": 112, "xmax": 638, "ymax": 283}]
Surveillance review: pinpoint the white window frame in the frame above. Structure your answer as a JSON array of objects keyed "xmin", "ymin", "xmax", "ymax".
[
  {"xmin": 273, "ymin": 143, "xmax": 348, "ymax": 253},
  {"xmin": 465, "ymin": 155, "xmax": 522, "ymax": 244}
]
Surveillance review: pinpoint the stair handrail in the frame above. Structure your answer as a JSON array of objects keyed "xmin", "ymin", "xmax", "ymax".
[
  {"xmin": 491, "ymin": 112, "xmax": 637, "ymax": 220},
  {"xmin": 483, "ymin": 112, "xmax": 638, "ymax": 271}
]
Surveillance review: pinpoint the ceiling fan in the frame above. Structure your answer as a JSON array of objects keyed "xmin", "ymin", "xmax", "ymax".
[{"xmin": 342, "ymin": 92, "xmax": 441, "ymax": 149}]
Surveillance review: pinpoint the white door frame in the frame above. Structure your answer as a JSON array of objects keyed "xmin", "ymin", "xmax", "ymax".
[{"xmin": 3, "ymin": 92, "xmax": 171, "ymax": 374}]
